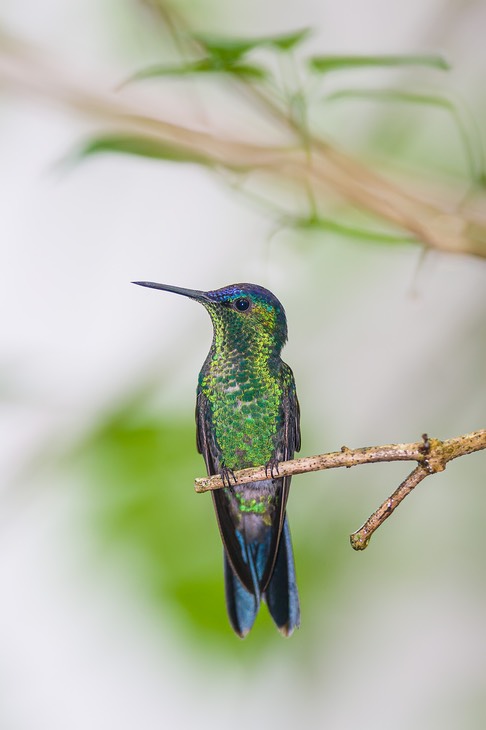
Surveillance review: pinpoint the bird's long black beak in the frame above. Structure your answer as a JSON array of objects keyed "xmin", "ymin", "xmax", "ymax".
[{"xmin": 132, "ymin": 281, "xmax": 211, "ymax": 302}]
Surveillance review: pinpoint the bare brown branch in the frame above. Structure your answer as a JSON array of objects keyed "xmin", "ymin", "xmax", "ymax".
[
  {"xmin": 194, "ymin": 430, "xmax": 485, "ymax": 491},
  {"xmin": 195, "ymin": 430, "xmax": 486, "ymax": 550},
  {"xmin": 349, "ymin": 465, "xmax": 430, "ymax": 550}
]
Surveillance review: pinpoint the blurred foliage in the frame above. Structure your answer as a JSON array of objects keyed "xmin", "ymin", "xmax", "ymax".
[
  {"xmin": 72, "ymin": 3, "xmax": 486, "ymax": 254},
  {"xmin": 74, "ymin": 393, "xmax": 352, "ymax": 658},
  {"xmin": 324, "ymin": 88, "xmax": 482, "ymax": 186},
  {"xmin": 308, "ymin": 53, "xmax": 450, "ymax": 73},
  {"xmin": 77, "ymin": 134, "xmax": 215, "ymax": 166}
]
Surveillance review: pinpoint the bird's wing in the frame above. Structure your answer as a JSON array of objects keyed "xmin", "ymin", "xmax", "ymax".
[
  {"xmin": 281, "ymin": 363, "xmax": 301, "ymax": 457},
  {"xmin": 260, "ymin": 363, "xmax": 301, "ymax": 591},
  {"xmin": 195, "ymin": 388, "xmax": 218, "ymax": 474}
]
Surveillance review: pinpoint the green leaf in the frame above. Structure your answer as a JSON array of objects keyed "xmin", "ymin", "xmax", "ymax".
[
  {"xmin": 120, "ymin": 59, "xmax": 267, "ymax": 86},
  {"xmin": 194, "ymin": 27, "xmax": 311, "ymax": 64},
  {"xmin": 264, "ymin": 28, "xmax": 312, "ymax": 52},
  {"xmin": 124, "ymin": 60, "xmax": 216, "ymax": 81},
  {"xmin": 120, "ymin": 29, "xmax": 310, "ymax": 87},
  {"xmin": 309, "ymin": 53, "xmax": 450, "ymax": 74},
  {"xmin": 326, "ymin": 88, "xmax": 453, "ymax": 108},
  {"xmin": 77, "ymin": 134, "xmax": 213, "ymax": 167},
  {"xmin": 227, "ymin": 63, "xmax": 268, "ymax": 79}
]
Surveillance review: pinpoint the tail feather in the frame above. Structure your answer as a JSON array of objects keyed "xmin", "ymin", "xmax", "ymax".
[
  {"xmin": 234, "ymin": 528, "xmax": 268, "ymax": 602},
  {"xmin": 264, "ymin": 517, "xmax": 300, "ymax": 636},
  {"xmin": 224, "ymin": 554, "xmax": 259, "ymax": 638},
  {"xmin": 224, "ymin": 516, "xmax": 300, "ymax": 637}
]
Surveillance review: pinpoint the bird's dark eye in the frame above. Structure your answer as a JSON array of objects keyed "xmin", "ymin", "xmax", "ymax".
[{"xmin": 234, "ymin": 297, "xmax": 250, "ymax": 312}]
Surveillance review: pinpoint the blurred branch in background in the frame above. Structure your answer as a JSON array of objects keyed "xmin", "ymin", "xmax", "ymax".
[
  {"xmin": 195, "ymin": 430, "xmax": 486, "ymax": 549},
  {"xmin": 0, "ymin": 1, "xmax": 485, "ymax": 257}
]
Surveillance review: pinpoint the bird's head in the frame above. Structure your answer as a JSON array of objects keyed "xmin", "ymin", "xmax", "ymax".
[{"xmin": 133, "ymin": 281, "xmax": 288, "ymax": 355}]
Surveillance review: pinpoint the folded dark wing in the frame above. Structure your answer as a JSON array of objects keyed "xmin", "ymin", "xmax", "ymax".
[{"xmin": 260, "ymin": 364, "xmax": 301, "ymax": 591}]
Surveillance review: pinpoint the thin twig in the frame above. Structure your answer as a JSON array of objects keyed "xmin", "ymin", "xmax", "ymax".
[
  {"xmin": 350, "ymin": 465, "xmax": 430, "ymax": 550},
  {"xmin": 194, "ymin": 430, "xmax": 486, "ymax": 550}
]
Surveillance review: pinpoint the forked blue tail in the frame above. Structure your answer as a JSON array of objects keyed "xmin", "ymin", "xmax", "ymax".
[{"xmin": 224, "ymin": 516, "xmax": 300, "ymax": 637}]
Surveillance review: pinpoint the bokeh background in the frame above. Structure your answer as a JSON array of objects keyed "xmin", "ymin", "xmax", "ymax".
[{"xmin": 1, "ymin": 0, "xmax": 485, "ymax": 728}]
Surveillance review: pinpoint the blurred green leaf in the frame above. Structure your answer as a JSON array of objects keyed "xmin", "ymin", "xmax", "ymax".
[
  {"xmin": 309, "ymin": 54, "xmax": 450, "ymax": 74},
  {"xmin": 77, "ymin": 400, "xmax": 305, "ymax": 655},
  {"xmin": 74, "ymin": 396, "xmax": 352, "ymax": 659},
  {"xmin": 121, "ymin": 59, "xmax": 267, "ymax": 85},
  {"xmin": 193, "ymin": 34, "xmax": 258, "ymax": 64},
  {"xmin": 226, "ymin": 63, "xmax": 268, "ymax": 79},
  {"xmin": 326, "ymin": 87, "xmax": 455, "ymax": 108},
  {"xmin": 80, "ymin": 408, "xmax": 232, "ymax": 642},
  {"xmin": 194, "ymin": 27, "xmax": 311, "ymax": 64},
  {"xmin": 77, "ymin": 134, "xmax": 214, "ymax": 167},
  {"xmin": 264, "ymin": 28, "xmax": 312, "ymax": 52}
]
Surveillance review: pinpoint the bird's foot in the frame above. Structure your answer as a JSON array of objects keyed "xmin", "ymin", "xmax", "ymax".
[
  {"xmin": 220, "ymin": 464, "xmax": 237, "ymax": 488},
  {"xmin": 264, "ymin": 457, "xmax": 280, "ymax": 479}
]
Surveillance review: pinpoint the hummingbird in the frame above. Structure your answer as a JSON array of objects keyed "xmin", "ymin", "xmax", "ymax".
[{"xmin": 133, "ymin": 281, "xmax": 301, "ymax": 637}]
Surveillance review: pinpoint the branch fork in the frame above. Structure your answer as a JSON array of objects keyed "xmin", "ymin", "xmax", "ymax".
[{"xmin": 194, "ymin": 430, "xmax": 485, "ymax": 550}]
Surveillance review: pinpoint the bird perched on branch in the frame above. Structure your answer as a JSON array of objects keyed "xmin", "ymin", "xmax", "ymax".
[{"xmin": 134, "ymin": 281, "xmax": 301, "ymax": 637}]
